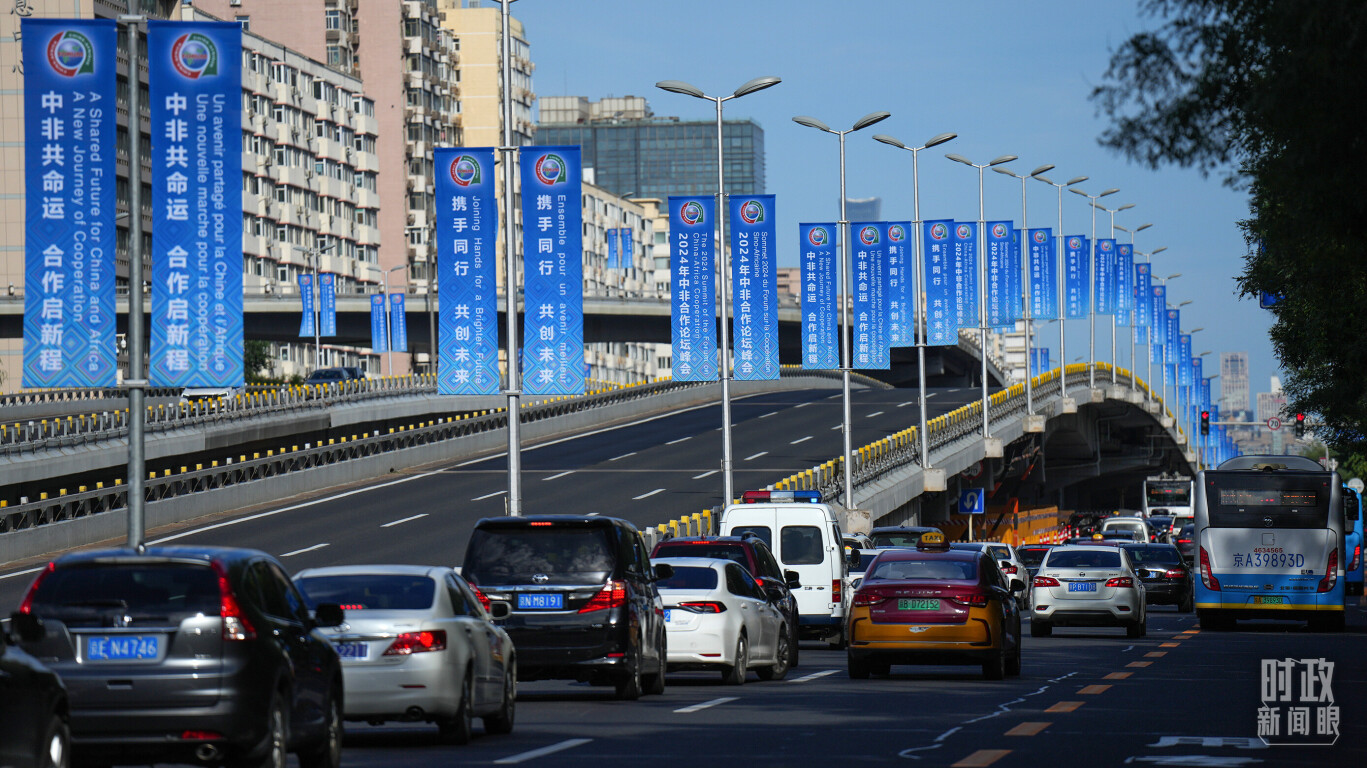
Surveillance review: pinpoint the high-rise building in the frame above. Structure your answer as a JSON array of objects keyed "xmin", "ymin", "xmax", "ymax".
[
  {"xmin": 1256, "ymin": 376, "xmax": 1287, "ymax": 425},
  {"xmin": 536, "ymin": 95, "xmax": 765, "ymax": 199},
  {"xmin": 1220, "ymin": 351, "xmax": 1250, "ymax": 413},
  {"xmin": 845, "ymin": 197, "xmax": 881, "ymax": 222}
]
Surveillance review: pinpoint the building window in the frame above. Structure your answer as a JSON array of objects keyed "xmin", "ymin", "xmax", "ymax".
[{"xmin": 235, "ymin": 16, "xmax": 249, "ymax": 30}]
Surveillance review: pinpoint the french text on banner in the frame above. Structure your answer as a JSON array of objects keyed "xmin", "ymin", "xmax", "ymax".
[
  {"xmin": 520, "ymin": 146, "xmax": 585, "ymax": 395},
  {"xmin": 669, "ymin": 196, "xmax": 718, "ymax": 382},
  {"xmin": 799, "ymin": 223, "xmax": 838, "ymax": 369},
  {"xmin": 730, "ymin": 196, "xmax": 779, "ymax": 380},
  {"xmin": 435, "ymin": 148, "xmax": 499, "ymax": 395}
]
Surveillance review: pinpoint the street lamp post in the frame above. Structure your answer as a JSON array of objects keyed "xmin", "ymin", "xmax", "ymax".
[
  {"xmin": 872, "ymin": 131, "xmax": 957, "ymax": 473},
  {"xmin": 791, "ymin": 111, "xmax": 891, "ymax": 508},
  {"xmin": 946, "ymin": 152, "xmax": 1017, "ymax": 446},
  {"xmin": 120, "ymin": 7, "xmax": 146, "ymax": 551},
  {"xmin": 993, "ymin": 164, "xmax": 1053, "ymax": 414},
  {"xmin": 1068, "ymin": 185, "xmax": 1119, "ymax": 390},
  {"xmin": 293, "ymin": 242, "xmax": 339, "ymax": 371},
  {"xmin": 658, "ymin": 76, "xmax": 782, "ymax": 507},
  {"xmin": 1032, "ymin": 174, "xmax": 1088, "ymax": 401},
  {"xmin": 369, "ymin": 264, "xmax": 406, "ymax": 374}
]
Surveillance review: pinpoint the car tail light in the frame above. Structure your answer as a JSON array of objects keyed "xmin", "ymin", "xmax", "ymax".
[
  {"xmin": 1177, "ymin": 538, "xmax": 1192, "ymax": 545},
  {"xmin": 677, "ymin": 601, "xmax": 726, "ymax": 613},
  {"xmin": 383, "ymin": 630, "xmax": 447, "ymax": 655},
  {"xmin": 1317, "ymin": 548, "xmax": 1338, "ymax": 593},
  {"xmin": 1105, "ymin": 577, "xmax": 1135, "ymax": 588},
  {"xmin": 179, "ymin": 731, "xmax": 223, "ymax": 741},
  {"xmin": 1199, "ymin": 547, "xmax": 1220, "ymax": 591},
  {"xmin": 1033, "ymin": 576, "xmax": 1061, "ymax": 587},
  {"xmin": 852, "ymin": 591, "xmax": 886, "ymax": 607},
  {"xmin": 948, "ymin": 593, "xmax": 989, "ymax": 607},
  {"xmin": 1000, "ymin": 565, "xmax": 1018, "ymax": 575},
  {"xmin": 832, "ymin": 579, "xmax": 842, "ymax": 602},
  {"xmin": 213, "ymin": 561, "xmax": 257, "ymax": 641},
  {"xmin": 1164, "ymin": 569, "xmax": 1186, "ymax": 579},
  {"xmin": 469, "ymin": 584, "xmax": 491, "ymax": 613},
  {"xmin": 1351, "ymin": 544, "xmax": 1361, "ymax": 572},
  {"xmin": 529, "ymin": 521, "xmax": 554, "ymax": 527},
  {"xmin": 578, "ymin": 580, "xmax": 627, "ymax": 613},
  {"xmin": 17, "ymin": 561, "xmax": 54, "ymax": 615}
]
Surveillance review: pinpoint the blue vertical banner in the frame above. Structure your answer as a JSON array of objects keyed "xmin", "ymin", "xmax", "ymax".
[
  {"xmin": 1199, "ymin": 373, "xmax": 1210, "ymax": 410},
  {"xmin": 730, "ymin": 196, "xmax": 779, "ymax": 380},
  {"xmin": 952, "ymin": 222, "xmax": 978, "ymax": 330},
  {"xmin": 297, "ymin": 274, "xmax": 315, "ymax": 337},
  {"xmin": 520, "ymin": 146, "xmax": 585, "ymax": 395},
  {"xmin": 1115, "ymin": 243, "xmax": 1133, "ymax": 326},
  {"xmin": 1064, "ymin": 235, "xmax": 1088, "ymax": 319},
  {"xmin": 670, "ymin": 196, "xmax": 717, "ymax": 381},
  {"xmin": 1028, "ymin": 227, "xmax": 1057, "ymax": 320},
  {"xmin": 1094, "ymin": 238, "xmax": 1116, "ymax": 315},
  {"xmin": 319, "ymin": 273, "xmax": 336, "ymax": 337},
  {"xmin": 370, "ymin": 293, "xmax": 388, "ymax": 354},
  {"xmin": 886, "ymin": 222, "xmax": 913, "ymax": 346},
  {"xmin": 1150, "ymin": 285, "xmax": 1166, "ymax": 363},
  {"xmin": 21, "ymin": 19, "xmax": 118, "ymax": 388},
  {"xmin": 389, "ymin": 293, "xmax": 408, "ymax": 352},
  {"xmin": 147, "ymin": 20, "xmax": 243, "ymax": 388},
  {"xmin": 1029, "ymin": 347, "xmax": 1050, "ymax": 377},
  {"xmin": 985, "ymin": 221, "xmax": 1014, "ymax": 328},
  {"xmin": 1134, "ymin": 262, "xmax": 1151, "ymax": 328},
  {"xmin": 1178, "ymin": 334, "xmax": 1193, "ymax": 387},
  {"xmin": 1006, "ymin": 228, "xmax": 1023, "ymax": 323},
  {"xmin": 850, "ymin": 222, "xmax": 889, "ymax": 369},
  {"xmin": 606, "ymin": 227, "xmax": 618, "ymax": 269},
  {"xmin": 923, "ymin": 220, "xmax": 955, "ymax": 345},
  {"xmin": 435, "ymin": 148, "xmax": 499, "ymax": 395},
  {"xmin": 622, "ymin": 227, "xmax": 633, "ymax": 270},
  {"xmin": 800, "ymin": 223, "xmax": 838, "ymax": 370}
]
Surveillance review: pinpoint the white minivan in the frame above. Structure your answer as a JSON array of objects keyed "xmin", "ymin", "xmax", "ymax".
[{"xmin": 718, "ymin": 490, "xmax": 847, "ymax": 644}]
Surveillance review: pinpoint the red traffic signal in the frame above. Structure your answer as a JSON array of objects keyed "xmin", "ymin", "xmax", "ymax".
[
  {"xmin": 1294, "ymin": 412, "xmax": 1306, "ymax": 437},
  {"xmin": 1200, "ymin": 410, "xmax": 1210, "ymax": 435}
]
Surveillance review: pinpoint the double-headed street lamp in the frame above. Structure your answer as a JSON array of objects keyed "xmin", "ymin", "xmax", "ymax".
[
  {"xmin": 1068, "ymin": 185, "xmax": 1119, "ymax": 389},
  {"xmin": 1091, "ymin": 200, "xmax": 1134, "ymax": 384},
  {"xmin": 658, "ymin": 75, "xmax": 782, "ymax": 507},
  {"xmin": 792, "ymin": 111, "xmax": 891, "ymax": 509},
  {"xmin": 871, "ymin": 131, "xmax": 957, "ymax": 473},
  {"xmin": 993, "ymin": 164, "xmax": 1054, "ymax": 414},
  {"xmin": 369, "ymin": 263, "xmax": 406, "ymax": 375},
  {"xmin": 1114, "ymin": 221, "xmax": 1153, "ymax": 394},
  {"xmin": 945, "ymin": 152, "xmax": 1017, "ymax": 447},
  {"xmin": 1032, "ymin": 174, "xmax": 1088, "ymax": 393}
]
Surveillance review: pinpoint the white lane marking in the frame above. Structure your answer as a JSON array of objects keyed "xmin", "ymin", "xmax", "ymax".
[
  {"xmin": 831, "ymin": 424, "xmax": 843, "ymax": 430},
  {"xmin": 898, "ymin": 726, "xmax": 961, "ymax": 759},
  {"xmin": 543, "ymin": 471, "xmax": 574, "ymax": 481},
  {"xmin": 790, "ymin": 435, "xmax": 813, "ymax": 445},
  {"xmin": 926, "ymin": 392, "xmax": 938, "ymax": 399},
  {"xmin": 745, "ymin": 452, "xmax": 768, "ymax": 461},
  {"xmin": 1122, "ymin": 645, "xmax": 1135, "ymax": 653},
  {"xmin": 474, "ymin": 490, "xmax": 507, "ymax": 501},
  {"xmin": 634, "ymin": 488, "xmax": 666, "ymax": 500},
  {"xmin": 494, "ymin": 738, "xmax": 593, "ymax": 765},
  {"xmin": 281, "ymin": 543, "xmax": 329, "ymax": 557},
  {"xmin": 826, "ymin": 394, "xmax": 841, "ymax": 399},
  {"xmin": 381, "ymin": 514, "xmax": 427, "ymax": 528},
  {"xmin": 610, "ymin": 451, "xmax": 637, "ymax": 461},
  {"xmin": 898, "ymin": 401, "xmax": 914, "ymax": 408},
  {"xmin": 788, "ymin": 669, "xmax": 839, "ymax": 683},
  {"xmin": 666, "ymin": 436, "xmax": 692, "ymax": 445},
  {"xmin": 0, "ymin": 566, "xmax": 44, "ymax": 582},
  {"xmin": 867, "ymin": 411, "xmax": 885, "ymax": 418},
  {"xmin": 761, "ymin": 411, "xmax": 778, "ymax": 419},
  {"xmin": 693, "ymin": 470, "xmax": 718, "ymax": 479},
  {"xmin": 1048, "ymin": 671, "xmax": 1079, "ymax": 683},
  {"xmin": 674, "ymin": 696, "xmax": 738, "ymax": 714},
  {"xmin": 795, "ymin": 402, "xmax": 810, "ymax": 409}
]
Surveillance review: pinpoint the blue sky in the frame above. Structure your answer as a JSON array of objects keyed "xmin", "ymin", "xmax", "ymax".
[{"xmin": 514, "ymin": 0, "xmax": 1278, "ymax": 402}]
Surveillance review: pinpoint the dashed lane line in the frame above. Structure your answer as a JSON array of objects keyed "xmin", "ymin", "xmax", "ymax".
[
  {"xmin": 1126, "ymin": 661, "xmax": 1153, "ymax": 668},
  {"xmin": 381, "ymin": 514, "xmax": 427, "ymax": 528},
  {"xmin": 788, "ymin": 669, "xmax": 839, "ymax": 683},
  {"xmin": 666, "ymin": 436, "xmax": 692, "ymax": 445},
  {"xmin": 281, "ymin": 543, "xmax": 328, "ymax": 557},
  {"xmin": 494, "ymin": 739, "xmax": 593, "ymax": 765},
  {"xmin": 1044, "ymin": 701, "xmax": 1084, "ymax": 713},
  {"xmin": 1103, "ymin": 672, "xmax": 1132, "ymax": 680},
  {"xmin": 761, "ymin": 411, "xmax": 778, "ymax": 419},
  {"xmin": 867, "ymin": 411, "xmax": 885, "ymax": 418},
  {"xmin": 745, "ymin": 452, "xmax": 769, "ymax": 461},
  {"xmin": 1004, "ymin": 722, "xmax": 1051, "ymax": 737},
  {"xmin": 1145, "ymin": 651, "xmax": 1168, "ymax": 658},
  {"xmin": 693, "ymin": 470, "xmax": 718, "ymax": 479},
  {"xmin": 610, "ymin": 451, "xmax": 637, "ymax": 461},
  {"xmin": 543, "ymin": 471, "xmax": 574, "ymax": 481},
  {"xmin": 1078, "ymin": 685, "xmax": 1112, "ymax": 695},
  {"xmin": 951, "ymin": 749, "xmax": 1011, "ymax": 767},
  {"xmin": 633, "ymin": 488, "xmax": 666, "ymax": 500},
  {"xmin": 790, "ymin": 436, "xmax": 813, "ymax": 444},
  {"xmin": 473, "ymin": 490, "xmax": 507, "ymax": 501},
  {"xmin": 673, "ymin": 696, "xmax": 738, "ymax": 714},
  {"xmin": 1160, "ymin": 642, "xmax": 1181, "ymax": 648}
]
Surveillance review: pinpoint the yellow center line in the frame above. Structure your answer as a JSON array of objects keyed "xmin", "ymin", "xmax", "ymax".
[
  {"xmin": 1104, "ymin": 672, "xmax": 1132, "ymax": 680},
  {"xmin": 1045, "ymin": 701, "xmax": 1085, "ymax": 713},
  {"xmin": 1126, "ymin": 661, "xmax": 1153, "ymax": 668},
  {"xmin": 1145, "ymin": 651, "xmax": 1168, "ymax": 658},
  {"xmin": 1004, "ymin": 721, "xmax": 1051, "ymax": 737},
  {"xmin": 1160, "ymin": 642, "xmax": 1181, "ymax": 648},
  {"xmin": 952, "ymin": 749, "xmax": 1012, "ymax": 767},
  {"xmin": 1078, "ymin": 684, "xmax": 1112, "ymax": 694}
]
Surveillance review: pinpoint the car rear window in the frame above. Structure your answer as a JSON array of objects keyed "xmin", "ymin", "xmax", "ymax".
[
  {"xmin": 868, "ymin": 559, "xmax": 976, "ymax": 581},
  {"xmin": 1045, "ymin": 550, "xmax": 1122, "ymax": 568},
  {"xmin": 652, "ymin": 542, "xmax": 748, "ymax": 569},
  {"xmin": 295, "ymin": 574, "xmax": 436, "ymax": 610},
  {"xmin": 464, "ymin": 526, "xmax": 614, "ymax": 586},
  {"xmin": 872, "ymin": 531, "xmax": 926, "ymax": 548},
  {"xmin": 729, "ymin": 526, "xmax": 772, "ymax": 548},
  {"xmin": 1122, "ymin": 547, "xmax": 1182, "ymax": 565},
  {"xmin": 656, "ymin": 566, "xmax": 718, "ymax": 590},
  {"xmin": 27, "ymin": 563, "xmax": 220, "ymax": 628},
  {"xmin": 1017, "ymin": 548, "xmax": 1049, "ymax": 567},
  {"xmin": 780, "ymin": 526, "xmax": 824, "ymax": 565}
]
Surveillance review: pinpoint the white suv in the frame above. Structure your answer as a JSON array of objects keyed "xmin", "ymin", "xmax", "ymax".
[{"xmin": 1031, "ymin": 545, "xmax": 1147, "ymax": 638}]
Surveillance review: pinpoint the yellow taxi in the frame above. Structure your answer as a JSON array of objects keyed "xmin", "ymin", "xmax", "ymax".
[{"xmin": 846, "ymin": 531, "xmax": 1025, "ymax": 680}]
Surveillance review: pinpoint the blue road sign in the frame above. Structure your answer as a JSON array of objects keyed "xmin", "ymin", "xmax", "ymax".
[{"xmin": 959, "ymin": 488, "xmax": 986, "ymax": 515}]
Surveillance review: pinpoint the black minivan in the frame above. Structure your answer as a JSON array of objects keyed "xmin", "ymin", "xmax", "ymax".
[
  {"xmin": 16, "ymin": 547, "xmax": 345, "ymax": 768},
  {"xmin": 462, "ymin": 516, "xmax": 671, "ymax": 700}
]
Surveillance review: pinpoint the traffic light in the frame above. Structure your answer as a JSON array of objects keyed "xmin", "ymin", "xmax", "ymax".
[
  {"xmin": 1200, "ymin": 411, "xmax": 1210, "ymax": 435},
  {"xmin": 1295, "ymin": 412, "xmax": 1306, "ymax": 438}
]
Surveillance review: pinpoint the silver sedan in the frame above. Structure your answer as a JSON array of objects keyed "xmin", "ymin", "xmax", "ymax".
[
  {"xmin": 1030, "ymin": 545, "xmax": 1147, "ymax": 638},
  {"xmin": 293, "ymin": 564, "xmax": 516, "ymax": 744}
]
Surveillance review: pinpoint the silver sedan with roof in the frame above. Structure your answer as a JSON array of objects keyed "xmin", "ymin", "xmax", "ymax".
[{"xmin": 1030, "ymin": 545, "xmax": 1147, "ymax": 638}]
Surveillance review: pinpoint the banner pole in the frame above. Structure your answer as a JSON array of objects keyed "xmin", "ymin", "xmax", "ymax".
[{"xmin": 121, "ymin": 10, "xmax": 146, "ymax": 553}]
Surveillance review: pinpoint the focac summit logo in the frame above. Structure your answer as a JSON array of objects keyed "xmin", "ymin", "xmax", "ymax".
[
  {"xmin": 1068, "ymin": 236, "xmax": 1082, "ymax": 250},
  {"xmin": 991, "ymin": 223, "xmax": 1008, "ymax": 239},
  {"xmin": 680, "ymin": 201, "xmax": 705, "ymax": 225},
  {"xmin": 450, "ymin": 155, "xmax": 481, "ymax": 187},
  {"xmin": 1100, "ymin": 240, "xmax": 1114, "ymax": 252},
  {"xmin": 859, "ymin": 226, "xmax": 880, "ymax": 246},
  {"xmin": 171, "ymin": 33, "xmax": 218, "ymax": 79},
  {"xmin": 47, "ymin": 30, "xmax": 95, "ymax": 77},
  {"xmin": 955, "ymin": 224, "xmax": 973, "ymax": 239},
  {"xmin": 1118, "ymin": 243, "xmax": 1131, "ymax": 255},
  {"xmin": 1033, "ymin": 230, "xmax": 1048, "ymax": 244},
  {"xmin": 807, "ymin": 227, "xmax": 828, "ymax": 247},
  {"xmin": 888, "ymin": 224, "xmax": 906, "ymax": 242},
  {"xmin": 929, "ymin": 223, "xmax": 949, "ymax": 241},
  {"xmin": 739, "ymin": 200, "xmax": 765, "ymax": 225},
  {"xmin": 533, "ymin": 153, "xmax": 567, "ymax": 185}
]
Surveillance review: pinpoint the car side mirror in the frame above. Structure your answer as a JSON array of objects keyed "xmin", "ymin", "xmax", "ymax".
[
  {"xmin": 653, "ymin": 563, "xmax": 674, "ymax": 581},
  {"xmin": 784, "ymin": 569, "xmax": 802, "ymax": 589},
  {"xmin": 313, "ymin": 603, "xmax": 345, "ymax": 628},
  {"xmin": 1009, "ymin": 578, "xmax": 1026, "ymax": 593},
  {"xmin": 488, "ymin": 601, "xmax": 511, "ymax": 620},
  {"xmin": 10, "ymin": 612, "xmax": 46, "ymax": 643}
]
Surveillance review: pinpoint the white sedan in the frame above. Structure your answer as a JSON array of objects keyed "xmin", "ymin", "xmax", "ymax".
[
  {"xmin": 293, "ymin": 564, "xmax": 516, "ymax": 744},
  {"xmin": 1030, "ymin": 545, "xmax": 1148, "ymax": 638},
  {"xmin": 652, "ymin": 557, "xmax": 792, "ymax": 684}
]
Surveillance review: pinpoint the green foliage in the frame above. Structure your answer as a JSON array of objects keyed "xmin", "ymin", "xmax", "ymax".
[
  {"xmin": 244, "ymin": 340, "xmax": 271, "ymax": 382},
  {"xmin": 1092, "ymin": 0, "xmax": 1367, "ymax": 449}
]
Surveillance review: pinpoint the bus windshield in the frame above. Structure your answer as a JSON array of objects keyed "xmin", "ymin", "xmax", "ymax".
[
  {"xmin": 1206, "ymin": 473, "xmax": 1330, "ymax": 529},
  {"xmin": 1146, "ymin": 481, "xmax": 1191, "ymax": 507}
]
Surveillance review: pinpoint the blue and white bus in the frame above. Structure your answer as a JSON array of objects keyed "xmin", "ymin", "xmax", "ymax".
[{"xmin": 1193, "ymin": 455, "xmax": 1347, "ymax": 631}]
